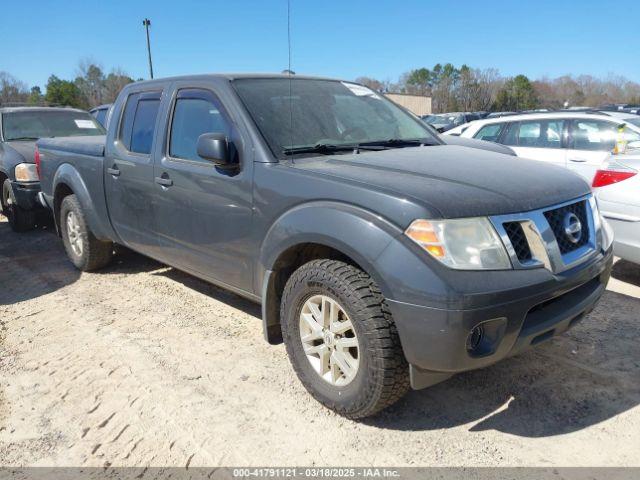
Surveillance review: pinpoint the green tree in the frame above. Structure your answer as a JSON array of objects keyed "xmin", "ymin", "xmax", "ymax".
[
  {"xmin": 103, "ymin": 70, "xmax": 135, "ymax": 103},
  {"xmin": 493, "ymin": 74, "xmax": 538, "ymax": 111},
  {"xmin": 406, "ymin": 68, "xmax": 431, "ymax": 95},
  {"xmin": 27, "ymin": 86, "xmax": 43, "ymax": 105},
  {"xmin": 75, "ymin": 60, "xmax": 106, "ymax": 106},
  {"xmin": 431, "ymin": 63, "xmax": 461, "ymax": 112},
  {"xmin": 44, "ymin": 75, "xmax": 87, "ymax": 108}
]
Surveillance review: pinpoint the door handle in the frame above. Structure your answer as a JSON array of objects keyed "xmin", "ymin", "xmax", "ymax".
[
  {"xmin": 107, "ymin": 166, "xmax": 121, "ymax": 176},
  {"xmin": 569, "ymin": 158, "xmax": 587, "ymax": 163},
  {"xmin": 155, "ymin": 175, "xmax": 173, "ymax": 187}
]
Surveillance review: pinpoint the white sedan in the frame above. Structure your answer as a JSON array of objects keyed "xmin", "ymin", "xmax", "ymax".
[
  {"xmin": 593, "ymin": 154, "xmax": 640, "ymax": 264},
  {"xmin": 445, "ymin": 111, "xmax": 640, "ymax": 183}
]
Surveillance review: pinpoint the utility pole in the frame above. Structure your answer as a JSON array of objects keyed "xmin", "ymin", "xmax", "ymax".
[{"xmin": 142, "ymin": 18, "xmax": 154, "ymax": 79}]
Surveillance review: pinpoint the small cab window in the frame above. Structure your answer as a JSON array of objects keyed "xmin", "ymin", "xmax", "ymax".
[
  {"xmin": 169, "ymin": 89, "xmax": 231, "ymax": 162},
  {"xmin": 570, "ymin": 120, "xmax": 640, "ymax": 151},
  {"xmin": 94, "ymin": 108, "xmax": 107, "ymax": 127},
  {"xmin": 503, "ymin": 119, "xmax": 565, "ymax": 148},
  {"xmin": 119, "ymin": 91, "xmax": 161, "ymax": 154},
  {"xmin": 473, "ymin": 123, "xmax": 503, "ymax": 142}
]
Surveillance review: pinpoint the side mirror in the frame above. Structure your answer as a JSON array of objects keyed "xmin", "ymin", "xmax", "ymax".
[{"xmin": 197, "ymin": 133, "xmax": 231, "ymax": 165}]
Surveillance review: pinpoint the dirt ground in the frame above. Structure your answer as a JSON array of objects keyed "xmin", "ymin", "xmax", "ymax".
[{"xmin": 1, "ymin": 215, "xmax": 639, "ymax": 467}]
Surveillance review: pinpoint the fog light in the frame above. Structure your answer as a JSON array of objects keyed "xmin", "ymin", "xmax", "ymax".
[{"xmin": 466, "ymin": 325, "xmax": 484, "ymax": 353}]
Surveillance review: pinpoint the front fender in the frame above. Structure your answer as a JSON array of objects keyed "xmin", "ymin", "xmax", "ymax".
[
  {"xmin": 52, "ymin": 164, "xmax": 115, "ymax": 241},
  {"xmin": 258, "ymin": 201, "xmax": 404, "ymax": 302}
]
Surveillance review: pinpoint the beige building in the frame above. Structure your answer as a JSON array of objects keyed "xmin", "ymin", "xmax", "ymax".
[{"xmin": 384, "ymin": 93, "xmax": 432, "ymax": 116}]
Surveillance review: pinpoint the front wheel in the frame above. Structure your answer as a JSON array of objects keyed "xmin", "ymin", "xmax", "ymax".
[
  {"xmin": 280, "ymin": 259, "xmax": 409, "ymax": 419},
  {"xmin": 2, "ymin": 179, "xmax": 36, "ymax": 232},
  {"xmin": 60, "ymin": 194, "xmax": 113, "ymax": 271}
]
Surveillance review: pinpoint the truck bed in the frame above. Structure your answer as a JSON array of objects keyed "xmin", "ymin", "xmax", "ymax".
[
  {"xmin": 37, "ymin": 135, "xmax": 114, "ymax": 241},
  {"xmin": 38, "ymin": 135, "xmax": 106, "ymax": 157}
]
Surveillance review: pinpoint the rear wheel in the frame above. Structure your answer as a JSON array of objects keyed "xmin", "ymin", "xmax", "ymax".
[
  {"xmin": 2, "ymin": 179, "xmax": 36, "ymax": 232},
  {"xmin": 280, "ymin": 259, "xmax": 409, "ymax": 419},
  {"xmin": 60, "ymin": 194, "xmax": 113, "ymax": 271}
]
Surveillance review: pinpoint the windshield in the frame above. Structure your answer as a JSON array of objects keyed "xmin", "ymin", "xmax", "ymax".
[
  {"xmin": 232, "ymin": 78, "xmax": 438, "ymax": 158},
  {"xmin": 2, "ymin": 110, "xmax": 105, "ymax": 141}
]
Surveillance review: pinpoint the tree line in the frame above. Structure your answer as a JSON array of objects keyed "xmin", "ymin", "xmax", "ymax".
[
  {"xmin": 3, "ymin": 60, "xmax": 640, "ymax": 114},
  {"xmin": 356, "ymin": 64, "xmax": 640, "ymax": 113},
  {"xmin": 0, "ymin": 59, "xmax": 137, "ymax": 109}
]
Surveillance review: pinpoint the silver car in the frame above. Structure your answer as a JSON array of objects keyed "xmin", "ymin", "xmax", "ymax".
[{"xmin": 593, "ymin": 153, "xmax": 640, "ymax": 264}]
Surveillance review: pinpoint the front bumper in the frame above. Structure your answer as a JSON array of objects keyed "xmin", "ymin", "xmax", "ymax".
[
  {"xmin": 385, "ymin": 246, "xmax": 613, "ymax": 389},
  {"xmin": 10, "ymin": 180, "xmax": 43, "ymax": 210}
]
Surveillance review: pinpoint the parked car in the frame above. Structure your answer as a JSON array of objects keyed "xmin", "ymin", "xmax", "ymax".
[
  {"xmin": 419, "ymin": 119, "xmax": 516, "ymax": 155},
  {"xmin": 89, "ymin": 104, "xmax": 112, "ymax": 128},
  {"xmin": 439, "ymin": 133, "xmax": 516, "ymax": 155},
  {"xmin": 593, "ymin": 154, "xmax": 640, "ymax": 264},
  {"xmin": 442, "ymin": 122, "xmax": 473, "ymax": 136},
  {"xmin": 422, "ymin": 112, "xmax": 481, "ymax": 132},
  {"xmin": 599, "ymin": 103, "xmax": 640, "ymax": 112},
  {"xmin": 446, "ymin": 111, "xmax": 640, "ymax": 182},
  {"xmin": 599, "ymin": 110, "xmax": 640, "ymax": 120},
  {"xmin": 37, "ymin": 74, "xmax": 613, "ymax": 418},
  {"xmin": 485, "ymin": 111, "xmax": 517, "ymax": 119},
  {"xmin": 0, "ymin": 106, "xmax": 104, "ymax": 231}
]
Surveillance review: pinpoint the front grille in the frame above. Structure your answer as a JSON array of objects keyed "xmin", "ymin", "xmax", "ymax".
[
  {"xmin": 503, "ymin": 222, "xmax": 532, "ymax": 262},
  {"xmin": 543, "ymin": 201, "xmax": 590, "ymax": 254}
]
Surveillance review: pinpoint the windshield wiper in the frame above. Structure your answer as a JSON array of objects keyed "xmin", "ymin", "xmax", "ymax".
[
  {"xmin": 283, "ymin": 143, "xmax": 385, "ymax": 156},
  {"xmin": 6, "ymin": 136, "xmax": 40, "ymax": 141},
  {"xmin": 357, "ymin": 138, "xmax": 438, "ymax": 148}
]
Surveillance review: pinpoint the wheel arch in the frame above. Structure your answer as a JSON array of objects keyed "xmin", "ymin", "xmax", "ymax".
[
  {"xmin": 51, "ymin": 164, "xmax": 113, "ymax": 240},
  {"xmin": 258, "ymin": 202, "xmax": 402, "ymax": 344},
  {"xmin": 53, "ymin": 182, "xmax": 74, "ymax": 233}
]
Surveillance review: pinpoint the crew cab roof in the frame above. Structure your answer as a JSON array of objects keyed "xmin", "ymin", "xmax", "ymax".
[
  {"xmin": 0, "ymin": 106, "xmax": 88, "ymax": 114},
  {"xmin": 122, "ymin": 72, "xmax": 346, "ymax": 88}
]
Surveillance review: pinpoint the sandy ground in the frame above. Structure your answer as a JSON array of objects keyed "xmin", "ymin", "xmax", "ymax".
[{"xmin": 1, "ymin": 215, "xmax": 639, "ymax": 468}]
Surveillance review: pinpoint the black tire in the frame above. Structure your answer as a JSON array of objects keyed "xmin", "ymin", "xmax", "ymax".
[
  {"xmin": 59, "ymin": 194, "xmax": 113, "ymax": 271},
  {"xmin": 2, "ymin": 179, "xmax": 36, "ymax": 232},
  {"xmin": 280, "ymin": 259, "xmax": 409, "ymax": 419}
]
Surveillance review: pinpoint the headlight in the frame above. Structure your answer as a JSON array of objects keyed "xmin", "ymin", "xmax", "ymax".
[
  {"xmin": 405, "ymin": 218, "xmax": 511, "ymax": 270},
  {"xmin": 14, "ymin": 163, "xmax": 39, "ymax": 182}
]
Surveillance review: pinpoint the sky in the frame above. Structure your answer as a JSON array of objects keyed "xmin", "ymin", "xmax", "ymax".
[{"xmin": 2, "ymin": 0, "xmax": 639, "ymax": 90}]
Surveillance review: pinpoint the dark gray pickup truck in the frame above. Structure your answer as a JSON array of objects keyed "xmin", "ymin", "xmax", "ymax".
[
  {"xmin": 37, "ymin": 74, "xmax": 614, "ymax": 418},
  {"xmin": 0, "ymin": 106, "xmax": 104, "ymax": 231}
]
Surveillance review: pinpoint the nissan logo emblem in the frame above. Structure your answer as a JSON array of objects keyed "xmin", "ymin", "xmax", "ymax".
[{"xmin": 563, "ymin": 212, "xmax": 583, "ymax": 244}]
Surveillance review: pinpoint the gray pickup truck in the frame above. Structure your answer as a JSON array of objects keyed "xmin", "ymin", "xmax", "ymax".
[
  {"xmin": 37, "ymin": 74, "xmax": 614, "ymax": 418},
  {"xmin": 0, "ymin": 106, "xmax": 104, "ymax": 231}
]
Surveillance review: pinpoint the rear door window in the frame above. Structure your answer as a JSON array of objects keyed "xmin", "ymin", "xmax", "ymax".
[
  {"xmin": 503, "ymin": 119, "xmax": 566, "ymax": 148},
  {"xmin": 95, "ymin": 108, "xmax": 107, "ymax": 127},
  {"xmin": 119, "ymin": 91, "xmax": 161, "ymax": 154},
  {"xmin": 569, "ymin": 120, "xmax": 640, "ymax": 151}
]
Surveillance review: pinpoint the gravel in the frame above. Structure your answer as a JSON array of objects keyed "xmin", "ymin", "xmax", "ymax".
[{"xmin": 1, "ymin": 215, "xmax": 639, "ymax": 467}]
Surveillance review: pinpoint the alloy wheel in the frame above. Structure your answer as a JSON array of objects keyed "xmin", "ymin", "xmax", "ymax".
[
  {"xmin": 66, "ymin": 211, "xmax": 83, "ymax": 256},
  {"xmin": 299, "ymin": 294, "xmax": 360, "ymax": 386}
]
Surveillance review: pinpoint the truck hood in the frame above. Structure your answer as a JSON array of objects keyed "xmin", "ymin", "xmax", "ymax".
[
  {"xmin": 289, "ymin": 145, "xmax": 591, "ymax": 218},
  {"xmin": 3, "ymin": 140, "xmax": 36, "ymax": 162}
]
